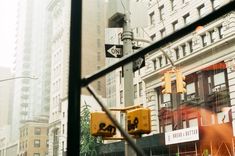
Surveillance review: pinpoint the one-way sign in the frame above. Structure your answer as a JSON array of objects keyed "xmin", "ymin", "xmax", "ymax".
[{"xmin": 105, "ymin": 44, "xmax": 123, "ymax": 58}]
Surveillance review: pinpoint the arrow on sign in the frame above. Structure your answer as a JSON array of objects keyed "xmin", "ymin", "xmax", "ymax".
[
  {"xmin": 107, "ymin": 46, "xmax": 122, "ymax": 58},
  {"xmin": 105, "ymin": 44, "xmax": 123, "ymax": 58}
]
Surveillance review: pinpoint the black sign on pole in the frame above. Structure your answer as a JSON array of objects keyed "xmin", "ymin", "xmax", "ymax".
[
  {"xmin": 133, "ymin": 56, "xmax": 145, "ymax": 72},
  {"xmin": 105, "ymin": 44, "xmax": 123, "ymax": 58}
]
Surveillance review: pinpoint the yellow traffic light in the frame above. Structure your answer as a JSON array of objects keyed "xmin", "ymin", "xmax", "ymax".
[
  {"xmin": 176, "ymin": 70, "xmax": 186, "ymax": 93},
  {"xmin": 161, "ymin": 71, "xmax": 172, "ymax": 94},
  {"xmin": 90, "ymin": 112, "xmax": 116, "ymax": 137},
  {"xmin": 127, "ymin": 108, "xmax": 151, "ymax": 135}
]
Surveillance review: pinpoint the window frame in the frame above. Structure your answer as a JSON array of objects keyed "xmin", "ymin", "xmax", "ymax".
[
  {"xmin": 149, "ymin": 11, "xmax": 155, "ymax": 25},
  {"xmin": 34, "ymin": 139, "xmax": 40, "ymax": 148},
  {"xmin": 34, "ymin": 128, "xmax": 41, "ymax": 135},
  {"xmin": 159, "ymin": 5, "xmax": 164, "ymax": 20},
  {"xmin": 197, "ymin": 4, "xmax": 205, "ymax": 17}
]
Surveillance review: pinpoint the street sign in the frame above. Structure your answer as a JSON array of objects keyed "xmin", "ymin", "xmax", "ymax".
[
  {"xmin": 105, "ymin": 44, "xmax": 123, "ymax": 58},
  {"xmin": 133, "ymin": 56, "xmax": 145, "ymax": 72}
]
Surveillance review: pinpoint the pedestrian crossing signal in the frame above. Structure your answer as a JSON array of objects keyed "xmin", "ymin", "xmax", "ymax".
[{"xmin": 90, "ymin": 112, "xmax": 116, "ymax": 137}]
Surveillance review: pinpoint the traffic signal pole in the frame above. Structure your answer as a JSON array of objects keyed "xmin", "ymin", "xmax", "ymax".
[{"xmin": 122, "ymin": 0, "xmax": 136, "ymax": 156}]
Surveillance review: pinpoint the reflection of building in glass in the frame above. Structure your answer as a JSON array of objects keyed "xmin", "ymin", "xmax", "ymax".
[
  {"xmin": 11, "ymin": 0, "xmax": 51, "ymax": 145},
  {"xmin": 0, "ymin": 67, "xmax": 13, "ymax": 128},
  {"xmin": 102, "ymin": 0, "xmax": 235, "ymax": 155},
  {"xmin": 47, "ymin": 0, "xmax": 107, "ymax": 155}
]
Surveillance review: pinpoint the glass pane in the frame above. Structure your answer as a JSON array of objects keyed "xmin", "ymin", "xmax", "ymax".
[
  {"xmin": 214, "ymin": 72, "xmax": 225, "ymax": 86},
  {"xmin": 186, "ymin": 83, "xmax": 195, "ymax": 95},
  {"xmin": 0, "ymin": 0, "xmax": 233, "ymax": 155},
  {"xmin": 163, "ymin": 94, "xmax": 171, "ymax": 102},
  {"xmin": 189, "ymin": 118, "xmax": 198, "ymax": 127}
]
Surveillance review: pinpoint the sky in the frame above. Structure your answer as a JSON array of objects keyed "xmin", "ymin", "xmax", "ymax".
[{"xmin": 0, "ymin": 0, "xmax": 18, "ymax": 69}]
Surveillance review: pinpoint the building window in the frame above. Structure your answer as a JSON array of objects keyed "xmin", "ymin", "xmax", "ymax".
[
  {"xmin": 150, "ymin": 34, "xmax": 156, "ymax": 41},
  {"xmin": 165, "ymin": 56, "xmax": 168, "ymax": 64},
  {"xmin": 172, "ymin": 20, "xmax": 178, "ymax": 31},
  {"xmin": 189, "ymin": 118, "xmax": 198, "ymax": 127},
  {"xmin": 97, "ymin": 81, "xmax": 101, "ymax": 91},
  {"xmin": 170, "ymin": 0, "xmax": 176, "ymax": 11},
  {"xmin": 159, "ymin": 5, "xmax": 164, "ymax": 20},
  {"xmin": 186, "ymin": 82, "xmax": 196, "ymax": 100},
  {"xmin": 62, "ymin": 141, "xmax": 64, "ymax": 152},
  {"xmin": 34, "ymin": 153, "xmax": 40, "ymax": 156},
  {"xmin": 62, "ymin": 124, "xmax": 65, "ymax": 134},
  {"xmin": 119, "ymin": 71, "xmax": 122, "ymax": 84},
  {"xmin": 211, "ymin": 0, "xmax": 221, "ymax": 10},
  {"xmin": 165, "ymin": 124, "xmax": 173, "ymax": 132},
  {"xmin": 34, "ymin": 140, "xmax": 40, "ymax": 147},
  {"xmin": 120, "ymin": 90, "xmax": 123, "ymax": 104},
  {"xmin": 158, "ymin": 56, "xmax": 163, "ymax": 67},
  {"xmin": 214, "ymin": 72, "xmax": 226, "ymax": 86},
  {"xmin": 153, "ymin": 59, "xmax": 157, "ymax": 70},
  {"xmin": 175, "ymin": 47, "xmax": 179, "ymax": 60},
  {"xmin": 149, "ymin": 12, "xmax": 155, "ymax": 25},
  {"xmin": 160, "ymin": 28, "xmax": 166, "ymax": 38},
  {"xmin": 201, "ymin": 34, "xmax": 207, "ymax": 47},
  {"xmin": 97, "ymin": 52, "xmax": 101, "ymax": 61},
  {"xmin": 209, "ymin": 29, "xmax": 215, "ymax": 43},
  {"xmin": 97, "ymin": 39, "xmax": 101, "ymax": 48},
  {"xmin": 34, "ymin": 128, "xmax": 41, "ymax": 135},
  {"xmin": 218, "ymin": 25, "xmax": 223, "ymax": 39},
  {"xmin": 97, "ymin": 25, "xmax": 101, "ymax": 34},
  {"xmin": 188, "ymin": 40, "xmax": 193, "ymax": 53},
  {"xmin": 208, "ymin": 70, "xmax": 226, "ymax": 94},
  {"xmin": 139, "ymin": 82, "xmax": 143, "ymax": 97},
  {"xmin": 183, "ymin": 13, "xmax": 190, "ymax": 24},
  {"xmin": 197, "ymin": 4, "xmax": 205, "ymax": 17},
  {"xmin": 134, "ymin": 84, "xmax": 137, "ymax": 99},
  {"xmin": 182, "ymin": 44, "xmax": 186, "ymax": 56}
]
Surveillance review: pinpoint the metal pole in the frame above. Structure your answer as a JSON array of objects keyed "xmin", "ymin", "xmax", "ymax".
[
  {"xmin": 67, "ymin": 0, "xmax": 82, "ymax": 155},
  {"xmin": 122, "ymin": 0, "xmax": 136, "ymax": 156}
]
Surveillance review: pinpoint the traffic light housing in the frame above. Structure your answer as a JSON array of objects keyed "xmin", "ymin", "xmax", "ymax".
[
  {"xmin": 161, "ymin": 71, "xmax": 172, "ymax": 94},
  {"xmin": 127, "ymin": 108, "xmax": 151, "ymax": 135},
  {"xmin": 176, "ymin": 70, "xmax": 186, "ymax": 93},
  {"xmin": 90, "ymin": 112, "xmax": 116, "ymax": 137}
]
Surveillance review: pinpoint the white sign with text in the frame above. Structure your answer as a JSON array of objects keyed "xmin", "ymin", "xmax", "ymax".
[{"xmin": 165, "ymin": 127, "xmax": 199, "ymax": 145}]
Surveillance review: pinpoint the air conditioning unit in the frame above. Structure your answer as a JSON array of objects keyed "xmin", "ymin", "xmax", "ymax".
[
  {"xmin": 212, "ymin": 85, "xmax": 226, "ymax": 92},
  {"xmin": 160, "ymin": 102, "xmax": 170, "ymax": 108}
]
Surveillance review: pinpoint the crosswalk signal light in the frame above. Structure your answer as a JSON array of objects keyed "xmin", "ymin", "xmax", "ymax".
[
  {"xmin": 176, "ymin": 70, "xmax": 186, "ymax": 93},
  {"xmin": 161, "ymin": 72, "xmax": 172, "ymax": 94},
  {"xmin": 90, "ymin": 112, "xmax": 116, "ymax": 137},
  {"xmin": 127, "ymin": 108, "xmax": 151, "ymax": 135}
]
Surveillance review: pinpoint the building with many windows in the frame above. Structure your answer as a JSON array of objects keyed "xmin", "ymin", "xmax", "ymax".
[
  {"xmin": 47, "ymin": 0, "xmax": 107, "ymax": 155},
  {"xmin": 101, "ymin": 0, "xmax": 235, "ymax": 155},
  {"xmin": 18, "ymin": 119, "xmax": 48, "ymax": 156},
  {"xmin": 11, "ymin": 0, "xmax": 51, "ymax": 143}
]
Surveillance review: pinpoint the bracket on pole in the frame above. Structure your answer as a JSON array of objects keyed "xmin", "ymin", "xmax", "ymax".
[{"xmin": 109, "ymin": 105, "xmax": 143, "ymax": 112}]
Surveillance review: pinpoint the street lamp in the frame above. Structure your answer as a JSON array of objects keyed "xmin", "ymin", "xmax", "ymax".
[{"xmin": 0, "ymin": 76, "xmax": 38, "ymax": 82}]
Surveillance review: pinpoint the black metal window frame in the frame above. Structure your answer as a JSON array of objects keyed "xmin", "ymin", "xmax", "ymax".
[{"xmin": 67, "ymin": 1, "xmax": 235, "ymax": 156}]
